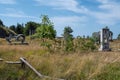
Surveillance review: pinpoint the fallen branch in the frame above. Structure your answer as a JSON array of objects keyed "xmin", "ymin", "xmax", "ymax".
[
  {"xmin": 20, "ymin": 57, "xmax": 64, "ymax": 80},
  {"xmin": 5, "ymin": 57, "xmax": 64, "ymax": 80}
]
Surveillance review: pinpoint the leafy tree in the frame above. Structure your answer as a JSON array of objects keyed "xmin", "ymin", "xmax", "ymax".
[
  {"xmin": 9, "ymin": 25, "xmax": 16, "ymax": 32},
  {"xmin": 0, "ymin": 27, "xmax": 8, "ymax": 38},
  {"xmin": 0, "ymin": 19, "xmax": 4, "ymax": 27},
  {"xmin": 117, "ymin": 34, "xmax": 120, "ymax": 40},
  {"xmin": 16, "ymin": 23, "xmax": 24, "ymax": 34},
  {"xmin": 36, "ymin": 15, "xmax": 56, "ymax": 39},
  {"xmin": 24, "ymin": 21, "xmax": 40, "ymax": 36},
  {"xmin": 83, "ymin": 35, "xmax": 85, "ymax": 39},
  {"xmin": 92, "ymin": 32, "xmax": 100, "ymax": 44},
  {"xmin": 63, "ymin": 26, "xmax": 74, "ymax": 51},
  {"xmin": 87, "ymin": 35, "xmax": 90, "ymax": 39}
]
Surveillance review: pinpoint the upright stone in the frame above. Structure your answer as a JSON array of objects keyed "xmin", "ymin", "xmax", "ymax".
[{"xmin": 99, "ymin": 27, "xmax": 112, "ymax": 51}]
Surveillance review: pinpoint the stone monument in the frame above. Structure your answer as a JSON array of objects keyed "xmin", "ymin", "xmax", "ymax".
[
  {"xmin": 99, "ymin": 27, "xmax": 112, "ymax": 51},
  {"xmin": 6, "ymin": 34, "xmax": 28, "ymax": 45}
]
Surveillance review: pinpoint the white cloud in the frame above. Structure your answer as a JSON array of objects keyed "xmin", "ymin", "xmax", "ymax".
[
  {"xmin": 0, "ymin": 13, "xmax": 37, "ymax": 19},
  {"xmin": 34, "ymin": 0, "xmax": 88, "ymax": 14},
  {"xmin": 51, "ymin": 16, "xmax": 88, "ymax": 27},
  {"xmin": 87, "ymin": 0, "xmax": 120, "ymax": 25},
  {"xmin": 0, "ymin": 8, "xmax": 38, "ymax": 19},
  {"xmin": 34, "ymin": 0, "xmax": 120, "ymax": 25},
  {"xmin": 0, "ymin": 0, "xmax": 16, "ymax": 4}
]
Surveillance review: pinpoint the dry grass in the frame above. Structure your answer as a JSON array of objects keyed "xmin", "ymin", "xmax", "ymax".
[{"xmin": 0, "ymin": 38, "xmax": 120, "ymax": 80}]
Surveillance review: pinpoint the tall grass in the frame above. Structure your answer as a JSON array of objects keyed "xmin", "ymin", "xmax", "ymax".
[{"xmin": 0, "ymin": 39, "xmax": 120, "ymax": 80}]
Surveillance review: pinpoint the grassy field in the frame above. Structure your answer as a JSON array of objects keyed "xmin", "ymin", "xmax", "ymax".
[{"xmin": 0, "ymin": 38, "xmax": 120, "ymax": 80}]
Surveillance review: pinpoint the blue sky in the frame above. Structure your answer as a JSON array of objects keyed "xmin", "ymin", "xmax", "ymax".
[{"xmin": 0, "ymin": 0, "xmax": 120, "ymax": 38}]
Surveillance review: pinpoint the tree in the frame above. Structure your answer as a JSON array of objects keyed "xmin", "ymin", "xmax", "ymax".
[
  {"xmin": 0, "ymin": 19, "xmax": 4, "ymax": 27},
  {"xmin": 117, "ymin": 34, "xmax": 120, "ymax": 40},
  {"xmin": 0, "ymin": 27, "xmax": 7, "ymax": 38},
  {"xmin": 63, "ymin": 26, "xmax": 74, "ymax": 51},
  {"xmin": 92, "ymin": 32, "xmax": 100, "ymax": 44},
  {"xmin": 9, "ymin": 25, "xmax": 16, "ymax": 32},
  {"xmin": 83, "ymin": 35, "xmax": 85, "ymax": 39},
  {"xmin": 16, "ymin": 23, "xmax": 24, "ymax": 34},
  {"xmin": 36, "ymin": 15, "xmax": 56, "ymax": 39},
  {"xmin": 87, "ymin": 35, "xmax": 90, "ymax": 39},
  {"xmin": 63, "ymin": 26, "xmax": 73, "ymax": 40},
  {"xmin": 24, "ymin": 21, "xmax": 40, "ymax": 36}
]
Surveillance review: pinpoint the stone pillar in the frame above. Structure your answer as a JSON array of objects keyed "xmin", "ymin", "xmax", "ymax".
[
  {"xmin": 99, "ymin": 28, "xmax": 111, "ymax": 51},
  {"xmin": 99, "ymin": 30, "xmax": 103, "ymax": 51}
]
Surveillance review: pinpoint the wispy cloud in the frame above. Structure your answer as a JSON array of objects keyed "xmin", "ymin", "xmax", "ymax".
[
  {"xmin": 0, "ymin": 0, "xmax": 16, "ymax": 4},
  {"xmin": 90, "ymin": 0, "xmax": 120, "ymax": 25},
  {"xmin": 34, "ymin": 0, "xmax": 88, "ymax": 14},
  {"xmin": 51, "ymin": 16, "xmax": 87, "ymax": 26},
  {"xmin": 0, "ymin": 8, "xmax": 38, "ymax": 19},
  {"xmin": 34, "ymin": 0, "xmax": 120, "ymax": 25},
  {"xmin": 0, "ymin": 13, "xmax": 37, "ymax": 19}
]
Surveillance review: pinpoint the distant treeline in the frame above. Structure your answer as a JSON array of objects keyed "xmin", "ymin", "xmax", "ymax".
[
  {"xmin": 0, "ymin": 18, "xmax": 41, "ymax": 38},
  {"xmin": 0, "ymin": 15, "xmax": 120, "ymax": 40},
  {"xmin": 0, "ymin": 15, "xmax": 56, "ymax": 40}
]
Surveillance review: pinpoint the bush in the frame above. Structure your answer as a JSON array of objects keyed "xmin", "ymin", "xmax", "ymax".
[{"xmin": 75, "ymin": 38, "xmax": 97, "ymax": 52}]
